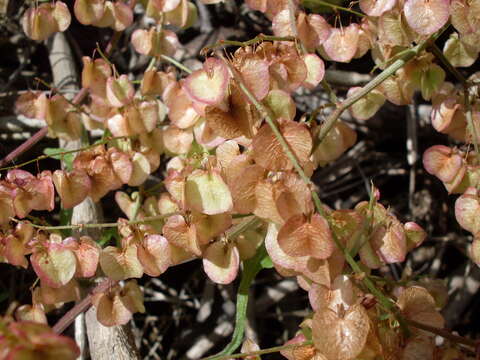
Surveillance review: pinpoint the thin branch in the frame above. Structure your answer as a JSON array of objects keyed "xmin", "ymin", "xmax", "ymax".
[
  {"xmin": 52, "ymin": 278, "xmax": 117, "ymax": 334},
  {"xmin": 160, "ymin": 55, "xmax": 193, "ymax": 74},
  {"xmin": 302, "ymin": 0, "xmax": 366, "ymax": 18},
  {"xmin": 14, "ymin": 213, "xmax": 178, "ymax": 231},
  {"xmin": 201, "ymin": 340, "xmax": 314, "ymax": 360},
  {"xmin": 430, "ymin": 43, "xmax": 467, "ymax": 85},
  {"xmin": 314, "ymin": 32, "xmax": 439, "ymax": 152},
  {"xmin": 407, "ymin": 320, "xmax": 477, "ymax": 349}
]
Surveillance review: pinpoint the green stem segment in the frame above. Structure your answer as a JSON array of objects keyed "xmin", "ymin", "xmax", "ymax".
[
  {"xmin": 160, "ymin": 54, "xmax": 193, "ymax": 74},
  {"xmin": 13, "ymin": 213, "xmax": 178, "ymax": 231},
  {"xmin": 207, "ymin": 245, "xmax": 269, "ymax": 359},
  {"xmin": 302, "ymin": 0, "xmax": 366, "ymax": 17},
  {"xmin": 314, "ymin": 33, "xmax": 438, "ymax": 152},
  {"xmin": 202, "ymin": 35, "xmax": 295, "ymax": 55},
  {"xmin": 202, "ymin": 340, "xmax": 314, "ymax": 360}
]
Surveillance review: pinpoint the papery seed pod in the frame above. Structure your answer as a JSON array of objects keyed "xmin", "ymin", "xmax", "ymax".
[
  {"xmin": 202, "ymin": 241, "xmax": 240, "ymax": 284},
  {"xmin": 74, "ymin": 0, "xmax": 106, "ymax": 25},
  {"xmin": 423, "ymin": 145, "xmax": 464, "ymax": 184},
  {"xmin": 137, "ymin": 234, "xmax": 172, "ymax": 276},
  {"xmin": 66, "ymin": 236, "xmax": 101, "ymax": 278},
  {"xmin": 404, "ymin": 0, "xmax": 450, "ymax": 35},
  {"xmin": 163, "ymin": 215, "xmax": 201, "ymax": 255},
  {"xmin": 92, "ymin": 1, "xmax": 133, "ymax": 31},
  {"xmin": 455, "ymin": 187, "xmax": 480, "ymax": 236},
  {"xmin": 348, "ymin": 87, "xmax": 385, "ymax": 121},
  {"xmin": 164, "ymin": 0, "xmax": 198, "ymax": 29},
  {"xmin": 31, "ymin": 241, "xmax": 77, "ymax": 288},
  {"xmin": 99, "ymin": 245, "xmax": 144, "ymax": 281},
  {"xmin": 22, "ymin": 2, "xmax": 71, "ymax": 41},
  {"xmin": 278, "ymin": 213, "xmax": 334, "ymax": 260},
  {"xmin": 301, "ymin": 53, "xmax": 325, "ymax": 90},
  {"xmin": 252, "ymin": 119, "xmax": 312, "ymax": 171},
  {"xmin": 106, "ymin": 75, "xmax": 135, "ymax": 108},
  {"xmin": 312, "ymin": 304, "xmax": 370, "ymax": 360},
  {"xmin": 183, "ymin": 58, "xmax": 230, "ymax": 106},
  {"xmin": 397, "ymin": 286, "xmax": 445, "ymax": 329},
  {"xmin": 322, "ymin": 24, "xmax": 359, "ymax": 63},
  {"xmin": 131, "ymin": 28, "xmax": 180, "ymax": 58},
  {"xmin": 312, "ymin": 121, "xmax": 357, "ymax": 167},
  {"xmin": 450, "ymin": 0, "xmax": 480, "ymax": 35},
  {"xmin": 184, "ymin": 168, "xmax": 233, "ymax": 215},
  {"xmin": 151, "ymin": 0, "xmax": 182, "ymax": 12},
  {"xmin": 444, "ymin": 32, "xmax": 479, "ymax": 67},
  {"xmin": 52, "ymin": 169, "xmax": 91, "ymax": 209},
  {"xmin": 360, "ymin": 0, "xmax": 396, "ymax": 17}
]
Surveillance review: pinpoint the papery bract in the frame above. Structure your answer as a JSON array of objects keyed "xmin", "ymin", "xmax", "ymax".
[
  {"xmin": 360, "ymin": 0, "xmax": 396, "ymax": 16},
  {"xmin": 183, "ymin": 58, "xmax": 229, "ymax": 106},
  {"xmin": 74, "ymin": 0, "xmax": 106, "ymax": 25},
  {"xmin": 99, "ymin": 245, "xmax": 144, "ymax": 281},
  {"xmin": 93, "ymin": 1, "xmax": 133, "ymax": 31},
  {"xmin": 423, "ymin": 145, "xmax": 464, "ymax": 184},
  {"xmin": 404, "ymin": 0, "xmax": 450, "ymax": 35},
  {"xmin": 348, "ymin": 87, "xmax": 385, "ymax": 121},
  {"xmin": 302, "ymin": 54, "xmax": 325, "ymax": 90},
  {"xmin": 22, "ymin": 2, "xmax": 71, "ymax": 41},
  {"xmin": 455, "ymin": 187, "xmax": 480, "ymax": 236},
  {"xmin": 31, "ymin": 241, "xmax": 77, "ymax": 288},
  {"xmin": 71, "ymin": 236, "xmax": 101, "ymax": 278},
  {"xmin": 202, "ymin": 241, "xmax": 239, "ymax": 284},
  {"xmin": 322, "ymin": 24, "xmax": 359, "ymax": 63},
  {"xmin": 137, "ymin": 234, "xmax": 172, "ymax": 276},
  {"xmin": 185, "ymin": 169, "xmax": 233, "ymax": 215},
  {"xmin": 312, "ymin": 304, "xmax": 370, "ymax": 360},
  {"xmin": 278, "ymin": 214, "xmax": 334, "ymax": 260},
  {"xmin": 397, "ymin": 286, "xmax": 445, "ymax": 329},
  {"xmin": 52, "ymin": 169, "xmax": 91, "ymax": 209},
  {"xmin": 253, "ymin": 119, "xmax": 312, "ymax": 171},
  {"xmin": 106, "ymin": 75, "xmax": 135, "ymax": 108},
  {"xmin": 163, "ymin": 215, "xmax": 201, "ymax": 255},
  {"xmin": 131, "ymin": 28, "xmax": 180, "ymax": 58}
]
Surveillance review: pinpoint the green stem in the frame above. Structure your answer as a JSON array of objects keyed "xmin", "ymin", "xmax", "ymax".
[
  {"xmin": 160, "ymin": 55, "xmax": 192, "ymax": 74},
  {"xmin": 220, "ymin": 56, "xmax": 326, "ymax": 218},
  {"xmin": 430, "ymin": 43, "xmax": 467, "ymax": 85},
  {"xmin": 206, "ymin": 245, "xmax": 269, "ymax": 359},
  {"xmin": 201, "ymin": 340, "xmax": 314, "ymax": 360},
  {"xmin": 13, "ymin": 213, "xmax": 177, "ymax": 231},
  {"xmin": 302, "ymin": 0, "xmax": 365, "ymax": 17},
  {"xmin": 314, "ymin": 33, "xmax": 438, "ymax": 153},
  {"xmin": 201, "ymin": 35, "xmax": 295, "ymax": 55},
  {"xmin": 227, "ymin": 216, "xmax": 262, "ymax": 240},
  {"xmin": 406, "ymin": 320, "xmax": 477, "ymax": 348},
  {"xmin": 222, "ymin": 52, "xmax": 411, "ymax": 334}
]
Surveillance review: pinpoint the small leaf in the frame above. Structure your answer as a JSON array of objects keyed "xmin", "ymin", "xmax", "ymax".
[{"xmin": 44, "ymin": 148, "xmax": 74, "ymax": 170}]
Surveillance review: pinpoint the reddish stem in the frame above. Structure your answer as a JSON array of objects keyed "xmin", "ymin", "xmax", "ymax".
[
  {"xmin": 407, "ymin": 319, "xmax": 477, "ymax": 348},
  {"xmin": 0, "ymin": 127, "xmax": 48, "ymax": 168},
  {"xmin": 0, "ymin": 12, "xmax": 128, "ymax": 169},
  {"xmin": 52, "ymin": 278, "xmax": 117, "ymax": 334}
]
